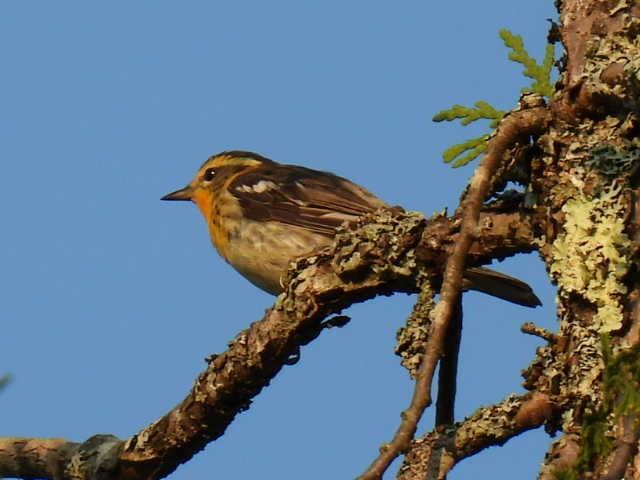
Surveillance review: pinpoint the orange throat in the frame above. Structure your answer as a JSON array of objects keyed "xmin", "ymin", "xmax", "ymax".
[
  {"xmin": 191, "ymin": 189, "xmax": 214, "ymax": 221},
  {"xmin": 190, "ymin": 189, "xmax": 229, "ymax": 256}
]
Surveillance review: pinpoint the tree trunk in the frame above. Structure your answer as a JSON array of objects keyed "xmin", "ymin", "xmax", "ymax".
[{"xmin": 400, "ymin": 1, "xmax": 640, "ymax": 479}]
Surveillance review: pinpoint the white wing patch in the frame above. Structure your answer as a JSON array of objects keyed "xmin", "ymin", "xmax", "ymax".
[{"xmin": 236, "ymin": 180, "xmax": 279, "ymax": 194}]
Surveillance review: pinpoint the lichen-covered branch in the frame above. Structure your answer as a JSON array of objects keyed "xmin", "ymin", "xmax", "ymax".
[
  {"xmin": 0, "ymin": 436, "xmax": 121, "ymax": 480},
  {"xmin": 397, "ymin": 392, "xmax": 555, "ymax": 480},
  {"xmin": 356, "ymin": 97, "xmax": 550, "ymax": 480},
  {"xmin": 0, "ymin": 207, "xmax": 536, "ymax": 480}
]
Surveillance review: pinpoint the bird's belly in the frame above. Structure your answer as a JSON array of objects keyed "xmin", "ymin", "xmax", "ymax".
[{"xmin": 214, "ymin": 219, "xmax": 330, "ymax": 294}]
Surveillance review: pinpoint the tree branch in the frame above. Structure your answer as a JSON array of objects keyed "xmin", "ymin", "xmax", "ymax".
[
  {"xmin": 0, "ymin": 207, "xmax": 537, "ymax": 480},
  {"xmin": 435, "ymin": 295, "xmax": 462, "ymax": 427},
  {"xmin": 355, "ymin": 98, "xmax": 551, "ymax": 480},
  {"xmin": 397, "ymin": 392, "xmax": 555, "ymax": 480},
  {"xmin": 0, "ymin": 435, "xmax": 121, "ymax": 480}
]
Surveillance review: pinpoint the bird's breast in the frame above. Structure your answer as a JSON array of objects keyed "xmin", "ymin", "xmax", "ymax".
[{"xmin": 212, "ymin": 216, "xmax": 330, "ymax": 294}]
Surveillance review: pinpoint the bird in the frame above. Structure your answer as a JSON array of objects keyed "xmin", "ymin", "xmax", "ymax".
[{"xmin": 162, "ymin": 150, "xmax": 540, "ymax": 307}]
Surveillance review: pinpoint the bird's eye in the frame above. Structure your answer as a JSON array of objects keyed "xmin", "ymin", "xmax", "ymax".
[{"xmin": 202, "ymin": 168, "xmax": 216, "ymax": 182}]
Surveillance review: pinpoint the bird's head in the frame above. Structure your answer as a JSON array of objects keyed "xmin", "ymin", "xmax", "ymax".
[{"xmin": 161, "ymin": 151, "xmax": 273, "ymax": 218}]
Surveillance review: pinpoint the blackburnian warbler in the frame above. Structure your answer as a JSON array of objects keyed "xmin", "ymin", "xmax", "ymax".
[{"xmin": 162, "ymin": 151, "xmax": 540, "ymax": 307}]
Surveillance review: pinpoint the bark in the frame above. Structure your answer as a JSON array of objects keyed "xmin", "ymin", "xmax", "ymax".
[
  {"xmin": 399, "ymin": 1, "xmax": 640, "ymax": 478},
  {"xmin": 0, "ymin": 207, "xmax": 534, "ymax": 480},
  {"xmin": 4, "ymin": 1, "xmax": 640, "ymax": 479}
]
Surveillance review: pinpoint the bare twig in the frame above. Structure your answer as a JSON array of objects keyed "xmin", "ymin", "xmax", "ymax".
[
  {"xmin": 435, "ymin": 294, "xmax": 462, "ymax": 426},
  {"xmin": 357, "ymin": 99, "xmax": 551, "ymax": 480},
  {"xmin": 521, "ymin": 322, "xmax": 557, "ymax": 342}
]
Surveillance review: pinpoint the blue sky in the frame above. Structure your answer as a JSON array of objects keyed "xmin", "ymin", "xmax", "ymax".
[{"xmin": 1, "ymin": 2, "xmax": 558, "ymax": 479}]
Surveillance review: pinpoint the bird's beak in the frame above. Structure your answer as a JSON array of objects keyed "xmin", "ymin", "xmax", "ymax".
[{"xmin": 161, "ymin": 185, "xmax": 194, "ymax": 201}]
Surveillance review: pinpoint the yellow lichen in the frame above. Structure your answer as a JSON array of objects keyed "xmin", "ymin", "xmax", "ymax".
[{"xmin": 550, "ymin": 181, "xmax": 630, "ymax": 332}]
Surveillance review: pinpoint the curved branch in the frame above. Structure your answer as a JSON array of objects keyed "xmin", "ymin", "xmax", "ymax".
[
  {"xmin": 397, "ymin": 392, "xmax": 555, "ymax": 480},
  {"xmin": 356, "ymin": 99, "xmax": 551, "ymax": 480},
  {"xmin": 0, "ymin": 207, "xmax": 537, "ymax": 480}
]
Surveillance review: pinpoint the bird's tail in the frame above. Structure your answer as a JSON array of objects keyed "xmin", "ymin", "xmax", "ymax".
[{"xmin": 462, "ymin": 266, "xmax": 541, "ymax": 308}]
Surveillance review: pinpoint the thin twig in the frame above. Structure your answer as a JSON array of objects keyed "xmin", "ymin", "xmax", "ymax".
[
  {"xmin": 521, "ymin": 322, "xmax": 557, "ymax": 342},
  {"xmin": 435, "ymin": 294, "xmax": 462, "ymax": 426},
  {"xmin": 357, "ymin": 100, "xmax": 551, "ymax": 480}
]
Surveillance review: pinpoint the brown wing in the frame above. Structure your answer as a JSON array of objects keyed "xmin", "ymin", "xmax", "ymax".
[{"xmin": 229, "ymin": 163, "xmax": 389, "ymax": 237}]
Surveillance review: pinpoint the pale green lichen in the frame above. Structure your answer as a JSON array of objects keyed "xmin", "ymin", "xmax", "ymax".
[
  {"xmin": 586, "ymin": 146, "xmax": 640, "ymax": 177},
  {"xmin": 550, "ymin": 179, "xmax": 630, "ymax": 332}
]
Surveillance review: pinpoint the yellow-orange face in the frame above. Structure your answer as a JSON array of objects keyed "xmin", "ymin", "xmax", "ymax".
[{"xmin": 161, "ymin": 151, "xmax": 270, "ymax": 221}]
